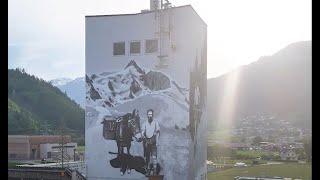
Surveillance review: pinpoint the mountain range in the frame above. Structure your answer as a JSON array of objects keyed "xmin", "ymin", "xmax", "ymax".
[
  {"xmin": 50, "ymin": 41, "xmax": 311, "ymax": 131},
  {"xmin": 207, "ymin": 41, "xmax": 311, "ymax": 130},
  {"xmin": 50, "ymin": 77, "xmax": 85, "ymax": 108}
]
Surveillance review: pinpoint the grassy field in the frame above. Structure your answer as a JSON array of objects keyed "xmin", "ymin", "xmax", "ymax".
[
  {"xmin": 207, "ymin": 129, "xmax": 233, "ymax": 145},
  {"xmin": 220, "ymin": 159, "xmax": 267, "ymax": 165},
  {"xmin": 8, "ymin": 162, "xmax": 24, "ymax": 168},
  {"xmin": 208, "ymin": 163, "xmax": 311, "ymax": 180}
]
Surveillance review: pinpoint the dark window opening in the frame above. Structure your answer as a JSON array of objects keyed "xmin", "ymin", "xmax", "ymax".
[
  {"xmin": 113, "ymin": 42, "xmax": 125, "ymax": 56},
  {"xmin": 145, "ymin": 39, "xmax": 158, "ymax": 53},
  {"xmin": 130, "ymin": 41, "xmax": 141, "ymax": 55}
]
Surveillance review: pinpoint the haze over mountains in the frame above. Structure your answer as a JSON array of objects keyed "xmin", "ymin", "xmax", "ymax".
[
  {"xmin": 207, "ymin": 41, "xmax": 311, "ymax": 130},
  {"xmin": 50, "ymin": 77, "xmax": 85, "ymax": 108},
  {"xmin": 50, "ymin": 41, "xmax": 311, "ymax": 131}
]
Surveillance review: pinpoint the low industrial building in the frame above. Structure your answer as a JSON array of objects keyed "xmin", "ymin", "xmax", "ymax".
[
  {"xmin": 8, "ymin": 135, "xmax": 76, "ymax": 161},
  {"xmin": 40, "ymin": 142, "xmax": 77, "ymax": 161},
  {"xmin": 8, "ymin": 166, "xmax": 86, "ymax": 180}
]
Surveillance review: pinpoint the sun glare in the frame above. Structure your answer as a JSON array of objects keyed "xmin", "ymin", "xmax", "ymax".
[{"xmin": 216, "ymin": 68, "xmax": 242, "ymax": 140}]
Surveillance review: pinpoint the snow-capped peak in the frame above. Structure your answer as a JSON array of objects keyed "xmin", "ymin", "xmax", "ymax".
[
  {"xmin": 50, "ymin": 77, "xmax": 85, "ymax": 108},
  {"xmin": 86, "ymin": 60, "xmax": 189, "ymax": 111},
  {"xmin": 73, "ymin": 77, "xmax": 85, "ymax": 83},
  {"xmin": 50, "ymin": 78, "xmax": 73, "ymax": 86},
  {"xmin": 124, "ymin": 60, "xmax": 145, "ymax": 74}
]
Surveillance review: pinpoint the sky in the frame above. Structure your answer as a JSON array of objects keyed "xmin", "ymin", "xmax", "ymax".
[{"xmin": 8, "ymin": 0, "xmax": 311, "ymax": 81}]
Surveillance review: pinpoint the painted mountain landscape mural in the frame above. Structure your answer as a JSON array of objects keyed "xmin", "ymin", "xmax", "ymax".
[
  {"xmin": 85, "ymin": 60, "xmax": 194, "ymax": 179},
  {"xmin": 86, "ymin": 60, "xmax": 190, "ymax": 129}
]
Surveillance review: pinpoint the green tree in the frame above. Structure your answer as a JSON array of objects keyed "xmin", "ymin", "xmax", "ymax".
[
  {"xmin": 252, "ymin": 136, "xmax": 263, "ymax": 145},
  {"xmin": 303, "ymin": 138, "xmax": 311, "ymax": 162}
]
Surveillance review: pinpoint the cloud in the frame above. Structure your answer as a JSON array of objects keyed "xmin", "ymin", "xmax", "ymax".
[
  {"xmin": 8, "ymin": 0, "xmax": 150, "ymax": 80},
  {"xmin": 8, "ymin": 0, "xmax": 84, "ymax": 80},
  {"xmin": 8, "ymin": 40, "xmax": 84, "ymax": 80},
  {"xmin": 9, "ymin": 0, "xmax": 311, "ymax": 80}
]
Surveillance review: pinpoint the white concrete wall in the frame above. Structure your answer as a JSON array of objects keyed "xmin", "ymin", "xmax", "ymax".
[{"xmin": 85, "ymin": 5, "xmax": 206, "ymax": 87}]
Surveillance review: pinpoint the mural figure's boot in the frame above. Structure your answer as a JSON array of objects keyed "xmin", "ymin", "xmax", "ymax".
[{"xmin": 146, "ymin": 166, "xmax": 151, "ymax": 176}]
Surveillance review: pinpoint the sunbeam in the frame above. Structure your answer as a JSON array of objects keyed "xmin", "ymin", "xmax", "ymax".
[{"xmin": 215, "ymin": 68, "xmax": 242, "ymax": 142}]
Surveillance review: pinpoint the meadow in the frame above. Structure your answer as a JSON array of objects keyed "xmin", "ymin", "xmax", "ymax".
[{"xmin": 208, "ymin": 163, "xmax": 311, "ymax": 180}]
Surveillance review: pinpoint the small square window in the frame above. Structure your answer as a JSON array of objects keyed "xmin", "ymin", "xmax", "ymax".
[
  {"xmin": 113, "ymin": 42, "xmax": 125, "ymax": 56},
  {"xmin": 145, "ymin": 39, "xmax": 158, "ymax": 53},
  {"xmin": 130, "ymin": 41, "xmax": 141, "ymax": 55}
]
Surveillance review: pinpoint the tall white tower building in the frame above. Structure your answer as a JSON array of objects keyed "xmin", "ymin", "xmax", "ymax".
[{"xmin": 85, "ymin": 3, "xmax": 207, "ymax": 180}]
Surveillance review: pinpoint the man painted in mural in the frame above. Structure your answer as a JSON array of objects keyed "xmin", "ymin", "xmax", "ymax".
[{"xmin": 142, "ymin": 109, "xmax": 160, "ymax": 175}]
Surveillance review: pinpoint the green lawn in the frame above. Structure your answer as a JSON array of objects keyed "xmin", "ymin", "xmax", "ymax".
[
  {"xmin": 207, "ymin": 129, "xmax": 233, "ymax": 145},
  {"xmin": 223, "ymin": 159, "xmax": 267, "ymax": 165},
  {"xmin": 208, "ymin": 163, "xmax": 311, "ymax": 180},
  {"xmin": 8, "ymin": 162, "xmax": 23, "ymax": 168}
]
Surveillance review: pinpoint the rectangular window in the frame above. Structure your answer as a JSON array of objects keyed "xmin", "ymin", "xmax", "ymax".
[
  {"xmin": 145, "ymin": 39, "xmax": 158, "ymax": 53},
  {"xmin": 130, "ymin": 41, "xmax": 141, "ymax": 55},
  {"xmin": 113, "ymin": 42, "xmax": 125, "ymax": 56}
]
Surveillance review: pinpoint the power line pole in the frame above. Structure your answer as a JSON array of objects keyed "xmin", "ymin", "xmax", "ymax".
[
  {"xmin": 62, "ymin": 132, "xmax": 64, "ymax": 168},
  {"xmin": 59, "ymin": 118, "xmax": 66, "ymax": 169}
]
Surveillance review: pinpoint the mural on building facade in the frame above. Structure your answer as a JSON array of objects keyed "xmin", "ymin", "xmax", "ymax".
[
  {"xmin": 86, "ymin": 38, "xmax": 208, "ymax": 180},
  {"xmin": 86, "ymin": 59, "xmax": 193, "ymax": 179},
  {"xmin": 86, "ymin": 36, "xmax": 207, "ymax": 179}
]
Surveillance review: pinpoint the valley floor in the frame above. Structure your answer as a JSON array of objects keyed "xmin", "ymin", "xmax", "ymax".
[{"xmin": 208, "ymin": 162, "xmax": 311, "ymax": 180}]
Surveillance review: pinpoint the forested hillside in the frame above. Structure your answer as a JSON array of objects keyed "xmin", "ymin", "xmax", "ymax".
[{"xmin": 8, "ymin": 69, "xmax": 85, "ymax": 144}]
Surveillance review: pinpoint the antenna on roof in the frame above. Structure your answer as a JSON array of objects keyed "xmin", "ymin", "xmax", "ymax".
[
  {"xmin": 150, "ymin": 0, "xmax": 160, "ymax": 11},
  {"xmin": 153, "ymin": 0, "xmax": 174, "ymax": 70},
  {"xmin": 150, "ymin": 0, "xmax": 172, "ymax": 11},
  {"xmin": 163, "ymin": 0, "xmax": 172, "ymax": 9}
]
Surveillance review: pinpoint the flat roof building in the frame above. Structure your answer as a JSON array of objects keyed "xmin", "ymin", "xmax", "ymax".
[{"xmin": 8, "ymin": 135, "xmax": 73, "ymax": 160}]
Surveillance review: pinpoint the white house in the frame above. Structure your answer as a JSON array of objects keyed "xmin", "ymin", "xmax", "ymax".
[{"xmin": 85, "ymin": 1, "xmax": 207, "ymax": 180}]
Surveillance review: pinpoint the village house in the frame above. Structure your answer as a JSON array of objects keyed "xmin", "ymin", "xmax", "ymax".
[
  {"xmin": 280, "ymin": 148, "xmax": 298, "ymax": 161},
  {"xmin": 259, "ymin": 142, "xmax": 278, "ymax": 151}
]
